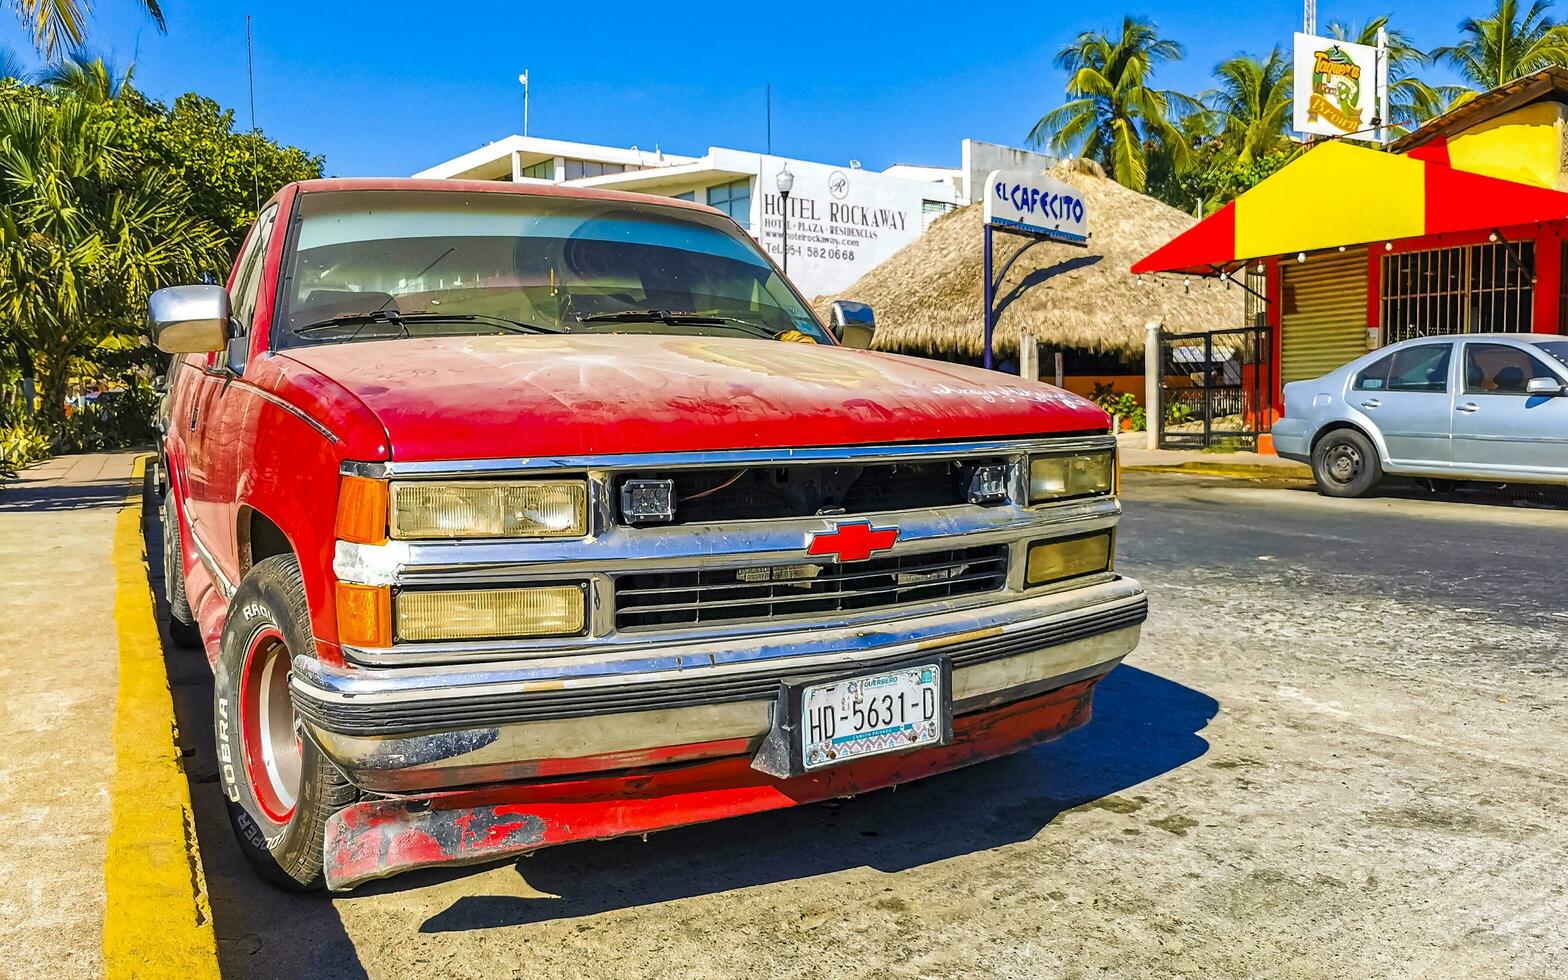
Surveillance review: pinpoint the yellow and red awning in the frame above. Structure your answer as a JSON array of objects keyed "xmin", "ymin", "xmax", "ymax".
[{"xmin": 1132, "ymin": 140, "xmax": 1568, "ymax": 275}]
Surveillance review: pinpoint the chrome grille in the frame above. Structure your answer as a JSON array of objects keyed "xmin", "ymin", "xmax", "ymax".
[{"xmin": 614, "ymin": 545, "xmax": 1009, "ymax": 630}]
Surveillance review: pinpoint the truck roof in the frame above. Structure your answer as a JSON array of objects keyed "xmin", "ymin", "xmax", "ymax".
[{"xmin": 277, "ymin": 176, "xmax": 719, "ymax": 215}]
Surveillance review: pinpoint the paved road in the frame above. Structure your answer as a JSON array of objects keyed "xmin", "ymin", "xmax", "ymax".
[{"xmin": 148, "ymin": 472, "xmax": 1568, "ymax": 979}]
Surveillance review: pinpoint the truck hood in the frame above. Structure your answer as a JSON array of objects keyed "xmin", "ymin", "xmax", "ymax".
[{"xmin": 276, "ymin": 334, "xmax": 1108, "ymax": 461}]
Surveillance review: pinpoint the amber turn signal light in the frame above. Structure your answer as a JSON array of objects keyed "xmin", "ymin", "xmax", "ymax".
[
  {"xmin": 336, "ymin": 582, "xmax": 392, "ymax": 648},
  {"xmin": 1025, "ymin": 532, "xmax": 1113, "ymax": 587},
  {"xmin": 336, "ymin": 475, "xmax": 389, "ymax": 545}
]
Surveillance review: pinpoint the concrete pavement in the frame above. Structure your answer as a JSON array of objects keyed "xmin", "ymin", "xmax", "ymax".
[
  {"xmin": 0, "ymin": 453, "xmax": 217, "ymax": 980},
  {"xmin": 0, "ymin": 454, "xmax": 135, "ymax": 979},
  {"xmin": 1117, "ymin": 431, "xmax": 1312, "ymax": 479}
]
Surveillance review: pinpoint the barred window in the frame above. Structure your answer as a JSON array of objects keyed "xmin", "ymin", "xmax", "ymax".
[{"xmin": 1381, "ymin": 241, "xmax": 1534, "ymax": 344}]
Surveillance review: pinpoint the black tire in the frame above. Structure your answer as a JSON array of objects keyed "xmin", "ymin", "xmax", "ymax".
[
  {"xmin": 161, "ymin": 493, "xmax": 203, "ymax": 649},
  {"xmin": 214, "ymin": 554, "xmax": 356, "ymax": 891},
  {"xmin": 1311, "ymin": 428, "xmax": 1383, "ymax": 498}
]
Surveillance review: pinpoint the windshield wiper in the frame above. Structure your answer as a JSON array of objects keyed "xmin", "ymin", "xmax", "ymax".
[
  {"xmin": 577, "ymin": 309, "xmax": 777, "ymax": 340},
  {"xmin": 294, "ymin": 310, "xmax": 564, "ymax": 337}
]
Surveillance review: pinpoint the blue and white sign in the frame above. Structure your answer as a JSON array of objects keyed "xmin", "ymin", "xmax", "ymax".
[{"xmin": 983, "ymin": 169, "xmax": 1088, "ymax": 245}]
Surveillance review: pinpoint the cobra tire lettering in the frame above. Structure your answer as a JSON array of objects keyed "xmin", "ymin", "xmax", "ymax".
[{"xmin": 216, "ymin": 696, "xmax": 240, "ymax": 802}]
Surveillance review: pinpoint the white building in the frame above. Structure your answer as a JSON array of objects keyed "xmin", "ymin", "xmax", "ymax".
[{"xmin": 415, "ymin": 135, "xmax": 1053, "ymax": 299}]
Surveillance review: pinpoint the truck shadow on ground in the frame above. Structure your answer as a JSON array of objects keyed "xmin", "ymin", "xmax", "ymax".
[
  {"xmin": 413, "ymin": 663, "xmax": 1216, "ymax": 933},
  {"xmin": 142, "ymin": 480, "xmax": 371, "ymax": 980},
  {"xmin": 0, "ymin": 476, "xmax": 128, "ymax": 512}
]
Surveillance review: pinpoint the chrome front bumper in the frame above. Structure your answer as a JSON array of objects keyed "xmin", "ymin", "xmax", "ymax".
[{"xmin": 292, "ymin": 576, "xmax": 1146, "ymax": 792}]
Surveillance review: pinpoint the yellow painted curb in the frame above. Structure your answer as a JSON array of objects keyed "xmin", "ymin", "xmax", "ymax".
[
  {"xmin": 1123, "ymin": 462, "xmax": 1312, "ymax": 480},
  {"xmin": 103, "ymin": 455, "xmax": 221, "ymax": 979}
]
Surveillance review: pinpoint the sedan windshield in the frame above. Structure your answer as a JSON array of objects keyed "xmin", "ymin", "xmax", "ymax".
[
  {"xmin": 273, "ymin": 189, "xmax": 831, "ymax": 347},
  {"xmin": 1535, "ymin": 340, "xmax": 1568, "ymax": 372}
]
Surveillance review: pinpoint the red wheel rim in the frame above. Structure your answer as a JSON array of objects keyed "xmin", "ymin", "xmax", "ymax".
[{"xmin": 239, "ymin": 626, "xmax": 301, "ymax": 825}]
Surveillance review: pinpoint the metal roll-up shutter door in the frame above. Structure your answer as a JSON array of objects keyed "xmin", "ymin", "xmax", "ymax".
[{"xmin": 1281, "ymin": 249, "xmax": 1369, "ymax": 383}]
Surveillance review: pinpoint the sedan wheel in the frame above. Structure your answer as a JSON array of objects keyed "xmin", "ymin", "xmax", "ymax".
[{"xmin": 1311, "ymin": 429, "xmax": 1383, "ymax": 498}]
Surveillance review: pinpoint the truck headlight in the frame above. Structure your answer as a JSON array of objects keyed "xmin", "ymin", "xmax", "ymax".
[
  {"xmin": 390, "ymin": 481, "xmax": 588, "ymax": 539},
  {"xmin": 1028, "ymin": 451, "xmax": 1113, "ymax": 503},
  {"xmin": 1025, "ymin": 532, "xmax": 1113, "ymax": 586},
  {"xmin": 395, "ymin": 584, "xmax": 587, "ymax": 641}
]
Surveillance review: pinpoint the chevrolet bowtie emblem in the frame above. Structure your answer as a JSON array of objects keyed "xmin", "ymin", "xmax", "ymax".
[{"xmin": 806, "ymin": 521, "xmax": 899, "ymax": 563}]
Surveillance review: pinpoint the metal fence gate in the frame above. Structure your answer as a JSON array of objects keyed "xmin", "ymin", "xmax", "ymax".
[{"xmin": 1157, "ymin": 325, "xmax": 1273, "ymax": 450}]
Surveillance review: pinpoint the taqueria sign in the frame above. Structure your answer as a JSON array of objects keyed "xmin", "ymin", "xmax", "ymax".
[{"xmin": 1292, "ymin": 32, "xmax": 1388, "ymax": 143}]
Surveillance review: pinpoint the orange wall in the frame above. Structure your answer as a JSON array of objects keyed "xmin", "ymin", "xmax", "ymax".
[{"xmin": 1060, "ymin": 374, "xmax": 1143, "ymax": 400}]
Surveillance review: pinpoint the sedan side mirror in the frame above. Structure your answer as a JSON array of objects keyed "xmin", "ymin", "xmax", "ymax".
[
  {"xmin": 829, "ymin": 300, "xmax": 876, "ymax": 350},
  {"xmin": 149, "ymin": 285, "xmax": 232, "ymax": 354},
  {"xmin": 1526, "ymin": 377, "xmax": 1566, "ymax": 396}
]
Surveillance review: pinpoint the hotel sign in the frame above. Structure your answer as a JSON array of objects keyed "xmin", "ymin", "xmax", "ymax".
[
  {"xmin": 982, "ymin": 169, "xmax": 1087, "ymax": 244},
  {"xmin": 1293, "ymin": 32, "xmax": 1388, "ymax": 142},
  {"xmin": 756, "ymin": 156, "xmax": 927, "ymax": 297}
]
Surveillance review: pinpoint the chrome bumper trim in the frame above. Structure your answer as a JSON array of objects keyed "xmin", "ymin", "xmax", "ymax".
[
  {"xmin": 295, "ymin": 593, "xmax": 1147, "ymax": 736},
  {"xmin": 341, "ymin": 434, "xmax": 1115, "ymax": 480},
  {"xmin": 296, "ymin": 576, "xmax": 1143, "ymax": 698},
  {"xmin": 299, "ymin": 624, "xmax": 1139, "ymax": 793},
  {"xmin": 291, "ymin": 579, "xmax": 1144, "ymax": 791}
]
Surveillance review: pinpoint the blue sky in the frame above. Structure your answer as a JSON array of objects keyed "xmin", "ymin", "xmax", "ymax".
[{"xmin": 1, "ymin": 0, "xmax": 1493, "ymax": 177}]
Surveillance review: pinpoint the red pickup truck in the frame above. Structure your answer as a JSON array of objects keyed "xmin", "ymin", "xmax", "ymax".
[{"xmin": 150, "ymin": 177, "xmax": 1146, "ymax": 891}]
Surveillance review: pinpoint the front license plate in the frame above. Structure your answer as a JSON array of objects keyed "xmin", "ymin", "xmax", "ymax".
[{"xmin": 799, "ymin": 663, "xmax": 946, "ymax": 771}]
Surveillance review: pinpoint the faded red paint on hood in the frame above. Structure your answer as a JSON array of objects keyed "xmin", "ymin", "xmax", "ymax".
[{"xmin": 275, "ymin": 334, "xmax": 1108, "ymax": 460}]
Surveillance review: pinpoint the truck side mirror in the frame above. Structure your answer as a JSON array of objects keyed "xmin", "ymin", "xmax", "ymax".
[
  {"xmin": 829, "ymin": 300, "xmax": 876, "ymax": 350},
  {"xmin": 149, "ymin": 285, "xmax": 232, "ymax": 354}
]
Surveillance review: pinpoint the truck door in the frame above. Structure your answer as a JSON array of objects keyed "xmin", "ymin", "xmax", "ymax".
[{"xmin": 184, "ymin": 206, "xmax": 278, "ymax": 587}]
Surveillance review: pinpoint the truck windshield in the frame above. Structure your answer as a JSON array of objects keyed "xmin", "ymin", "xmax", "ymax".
[{"xmin": 273, "ymin": 189, "xmax": 832, "ymax": 348}]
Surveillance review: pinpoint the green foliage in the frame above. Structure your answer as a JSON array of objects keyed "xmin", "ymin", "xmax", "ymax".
[
  {"xmin": 1328, "ymin": 16, "xmax": 1466, "ymax": 132},
  {"xmin": 1148, "ymin": 138, "xmax": 1295, "ymax": 216},
  {"xmin": 8, "ymin": 0, "xmax": 167, "ymax": 60},
  {"xmin": 1205, "ymin": 48, "xmax": 1294, "ymax": 166},
  {"xmin": 0, "ymin": 415, "xmax": 50, "ymax": 480},
  {"xmin": 0, "ymin": 59, "xmax": 320, "ymax": 442},
  {"xmin": 1435, "ymin": 0, "xmax": 1568, "ymax": 95},
  {"xmin": 131, "ymin": 92, "xmax": 323, "ymax": 251},
  {"xmin": 1090, "ymin": 384, "xmax": 1146, "ymax": 432},
  {"xmin": 0, "ymin": 83, "xmax": 226, "ymax": 418},
  {"xmin": 1028, "ymin": 17, "xmax": 1202, "ymax": 191},
  {"xmin": 48, "ymin": 377, "xmax": 160, "ymax": 454}
]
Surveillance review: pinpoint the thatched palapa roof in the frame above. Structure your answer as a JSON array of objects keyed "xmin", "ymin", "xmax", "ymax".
[{"xmin": 815, "ymin": 159, "xmax": 1244, "ymax": 361}]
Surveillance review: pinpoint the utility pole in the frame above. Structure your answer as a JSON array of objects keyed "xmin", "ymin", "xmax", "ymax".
[
  {"xmin": 1304, "ymin": 0, "xmax": 1316, "ymax": 34},
  {"xmin": 518, "ymin": 70, "xmax": 529, "ymax": 136},
  {"xmin": 1376, "ymin": 26, "xmax": 1390, "ymax": 142}
]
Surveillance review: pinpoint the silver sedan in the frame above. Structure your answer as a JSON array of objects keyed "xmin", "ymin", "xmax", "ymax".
[{"xmin": 1273, "ymin": 333, "xmax": 1568, "ymax": 496}]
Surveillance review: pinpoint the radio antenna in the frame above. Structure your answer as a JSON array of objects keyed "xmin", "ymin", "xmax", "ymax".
[{"xmin": 246, "ymin": 14, "xmax": 261, "ymax": 212}]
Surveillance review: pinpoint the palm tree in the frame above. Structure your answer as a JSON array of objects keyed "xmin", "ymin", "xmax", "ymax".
[
  {"xmin": 0, "ymin": 44, "xmax": 29, "ymax": 82},
  {"xmin": 40, "ymin": 53, "xmax": 138, "ymax": 104},
  {"xmin": 1328, "ymin": 15, "xmax": 1464, "ymax": 131},
  {"xmin": 1028, "ymin": 17, "xmax": 1202, "ymax": 192},
  {"xmin": 0, "ymin": 93, "xmax": 223, "ymax": 417},
  {"xmin": 7, "ymin": 0, "xmax": 166, "ymax": 59},
  {"xmin": 1433, "ymin": 0, "xmax": 1568, "ymax": 97},
  {"xmin": 1206, "ymin": 48, "xmax": 1293, "ymax": 166}
]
